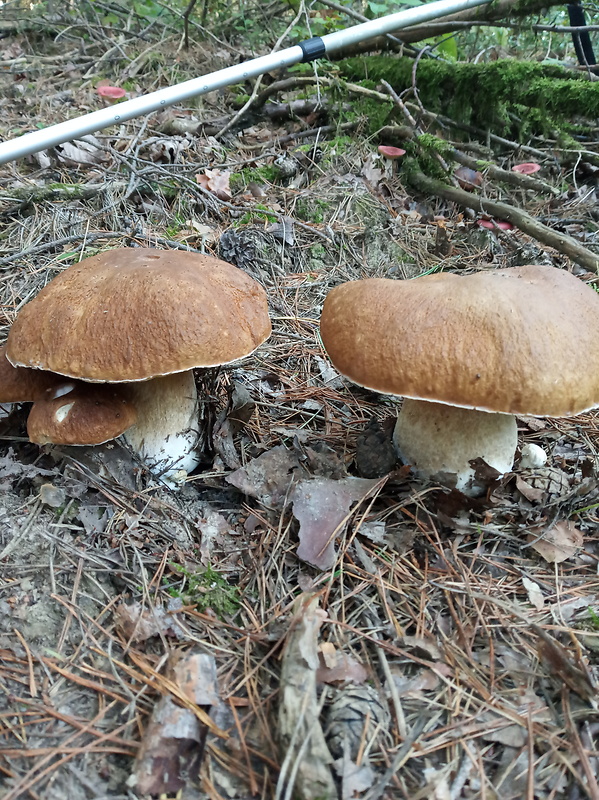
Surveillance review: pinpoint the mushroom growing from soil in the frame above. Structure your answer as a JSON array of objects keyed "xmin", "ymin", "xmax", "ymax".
[
  {"xmin": 6, "ymin": 248, "xmax": 271, "ymax": 483},
  {"xmin": 454, "ymin": 166, "xmax": 483, "ymax": 191},
  {"xmin": 378, "ymin": 145, "xmax": 406, "ymax": 176},
  {"xmin": 0, "ymin": 345, "xmax": 137, "ymax": 444},
  {"xmin": 477, "ymin": 219, "xmax": 514, "ymax": 231},
  {"xmin": 96, "ymin": 85, "xmax": 126, "ymax": 101},
  {"xmin": 319, "ymin": 265, "xmax": 599, "ymax": 495},
  {"xmin": 378, "ymin": 145, "xmax": 406, "ymax": 160}
]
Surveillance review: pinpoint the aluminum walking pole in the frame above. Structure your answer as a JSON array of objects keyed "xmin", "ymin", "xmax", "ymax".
[{"xmin": 0, "ymin": 0, "xmax": 492, "ymax": 165}]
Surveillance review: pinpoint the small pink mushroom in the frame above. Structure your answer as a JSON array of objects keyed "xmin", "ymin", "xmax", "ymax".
[
  {"xmin": 378, "ymin": 145, "xmax": 406, "ymax": 159},
  {"xmin": 97, "ymin": 85, "xmax": 126, "ymax": 100},
  {"xmin": 511, "ymin": 162, "xmax": 540, "ymax": 175},
  {"xmin": 477, "ymin": 219, "xmax": 514, "ymax": 231}
]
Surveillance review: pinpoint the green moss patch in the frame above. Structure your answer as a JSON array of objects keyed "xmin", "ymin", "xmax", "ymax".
[{"xmin": 337, "ymin": 57, "xmax": 599, "ymax": 136}]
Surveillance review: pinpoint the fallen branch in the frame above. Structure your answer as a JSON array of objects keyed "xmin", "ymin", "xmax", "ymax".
[
  {"xmin": 241, "ymin": 120, "xmax": 359, "ymax": 151},
  {"xmin": 451, "ymin": 149, "xmax": 560, "ymax": 196},
  {"xmin": 408, "ymin": 169, "xmax": 599, "ymax": 273},
  {"xmin": 326, "ymin": 0, "xmax": 569, "ymax": 55},
  {"xmin": 382, "ymin": 124, "xmax": 560, "ymax": 195},
  {"xmin": 0, "ymin": 181, "xmax": 124, "ymax": 213}
]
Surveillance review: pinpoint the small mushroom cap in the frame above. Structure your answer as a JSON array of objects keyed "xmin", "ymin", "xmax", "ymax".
[
  {"xmin": 477, "ymin": 219, "xmax": 514, "ymax": 231},
  {"xmin": 7, "ymin": 248, "xmax": 272, "ymax": 382},
  {"xmin": 454, "ymin": 166, "xmax": 483, "ymax": 191},
  {"xmin": 319, "ymin": 265, "xmax": 599, "ymax": 417},
  {"xmin": 512, "ymin": 162, "xmax": 540, "ymax": 174},
  {"xmin": 378, "ymin": 145, "xmax": 406, "ymax": 159},
  {"xmin": 0, "ymin": 344, "xmax": 59, "ymax": 402},
  {"xmin": 97, "ymin": 85, "xmax": 126, "ymax": 99},
  {"xmin": 27, "ymin": 382, "xmax": 137, "ymax": 445}
]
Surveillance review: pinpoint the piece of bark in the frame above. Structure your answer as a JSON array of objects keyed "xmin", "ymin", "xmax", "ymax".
[
  {"xmin": 278, "ymin": 595, "xmax": 336, "ymax": 800},
  {"xmin": 131, "ymin": 651, "xmax": 219, "ymax": 796}
]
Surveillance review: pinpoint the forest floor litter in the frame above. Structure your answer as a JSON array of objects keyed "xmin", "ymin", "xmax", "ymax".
[{"xmin": 0, "ymin": 12, "xmax": 598, "ymax": 799}]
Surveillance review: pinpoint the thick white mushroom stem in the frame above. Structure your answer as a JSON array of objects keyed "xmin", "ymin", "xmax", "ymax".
[
  {"xmin": 393, "ymin": 399, "xmax": 518, "ymax": 496},
  {"xmin": 123, "ymin": 371, "xmax": 200, "ymax": 485}
]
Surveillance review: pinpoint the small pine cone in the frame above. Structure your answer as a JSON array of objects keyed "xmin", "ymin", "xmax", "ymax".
[{"xmin": 324, "ymin": 684, "xmax": 390, "ymax": 759}]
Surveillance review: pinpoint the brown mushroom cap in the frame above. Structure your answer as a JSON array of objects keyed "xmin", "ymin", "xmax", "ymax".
[
  {"xmin": 0, "ymin": 344, "xmax": 59, "ymax": 402},
  {"xmin": 6, "ymin": 248, "xmax": 272, "ymax": 382},
  {"xmin": 27, "ymin": 382, "xmax": 137, "ymax": 445},
  {"xmin": 319, "ymin": 265, "xmax": 599, "ymax": 417}
]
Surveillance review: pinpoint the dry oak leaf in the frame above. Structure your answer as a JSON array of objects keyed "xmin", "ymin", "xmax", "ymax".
[
  {"xmin": 537, "ymin": 634, "xmax": 596, "ymax": 701},
  {"xmin": 528, "ymin": 520, "xmax": 583, "ymax": 563},
  {"xmin": 114, "ymin": 600, "xmax": 184, "ymax": 642},
  {"xmin": 195, "ymin": 168, "xmax": 232, "ymax": 200},
  {"xmin": 293, "ymin": 476, "xmax": 380, "ymax": 570},
  {"xmin": 317, "ymin": 642, "xmax": 368, "ymax": 685}
]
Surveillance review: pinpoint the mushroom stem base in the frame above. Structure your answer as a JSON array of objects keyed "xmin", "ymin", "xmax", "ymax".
[
  {"xmin": 123, "ymin": 371, "xmax": 200, "ymax": 484},
  {"xmin": 393, "ymin": 399, "xmax": 518, "ymax": 495}
]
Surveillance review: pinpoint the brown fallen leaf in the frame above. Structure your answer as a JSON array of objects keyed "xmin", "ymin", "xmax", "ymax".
[
  {"xmin": 212, "ymin": 382, "xmax": 255, "ymax": 470},
  {"xmin": 114, "ymin": 600, "xmax": 185, "ymax": 642},
  {"xmin": 537, "ymin": 634, "xmax": 596, "ymax": 701},
  {"xmin": 480, "ymin": 688, "xmax": 550, "ymax": 747},
  {"xmin": 391, "ymin": 668, "xmax": 442, "ymax": 698},
  {"xmin": 334, "ymin": 755, "xmax": 375, "ymax": 800},
  {"xmin": 267, "ymin": 216, "xmax": 295, "ymax": 246},
  {"xmin": 292, "ymin": 476, "xmax": 381, "ymax": 570},
  {"xmin": 317, "ymin": 642, "xmax": 368, "ymax": 685},
  {"xmin": 55, "ymin": 136, "xmax": 107, "ymax": 166},
  {"xmin": 528, "ymin": 520, "xmax": 583, "ymax": 563},
  {"xmin": 196, "ymin": 168, "xmax": 232, "ymax": 200},
  {"xmin": 517, "ymin": 416, "xmax": 548, "ymax": 432},
  {"xmin": 361, "ymin": 155, "xmax": 384, "ymax": 190},
  {"xmin": 197, "ymin": 508, "xmax": 234, "ymax": 564},
  {"xmin": 522, "ymin": 576, "xmax": 545, "ymax": 610},
  {"xmin": 515, "ymin": 475, "xmax": 545, "ymax": 503},
  {"xmin": 398, "ymin": 635, "xmax": 443, "ymax": 662},
  {"xmin": 1, "ymin": 41, "xmax": 24, "ymax": 59},
  {"xmin": 142, "ymin": 135, "xmax": 189, "ymax": 163},
  {"xmin": 226, "ymin": 445, "xmax": 303, "ymax": 507}
]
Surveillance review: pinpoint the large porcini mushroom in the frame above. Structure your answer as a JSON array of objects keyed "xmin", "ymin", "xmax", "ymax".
[
  {"xmin": 320, "ymin": 265, "xmax": 599, "ymax": 495},
  {"xmin": 6, "ymin": 248, "xmax": 271, "ymax": 483}
]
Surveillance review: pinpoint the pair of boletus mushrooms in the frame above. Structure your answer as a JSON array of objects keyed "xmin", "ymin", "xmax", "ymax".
[{"xmin": 3, "ymin": 248, "xmax": 599, "ymax": 494}]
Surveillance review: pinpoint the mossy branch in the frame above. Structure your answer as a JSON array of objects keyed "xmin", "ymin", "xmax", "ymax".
[
  {"xmin": 338, "ymin": 58, "xmax": 599, "ymax": 138},
  {"xmin": 0, "ymin": 183, "xmax": 120, "ymax": 204},
  {"xmin": 385, "ymin": 128, "xmax": 559, "ymax": 194},
  {"xmin": 450, "ymin": 150, "xmax": 559, "ymax": 195},
  {"xmin": 407, "ymin": 170, "xmax": 599, "ymax": 273}
]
